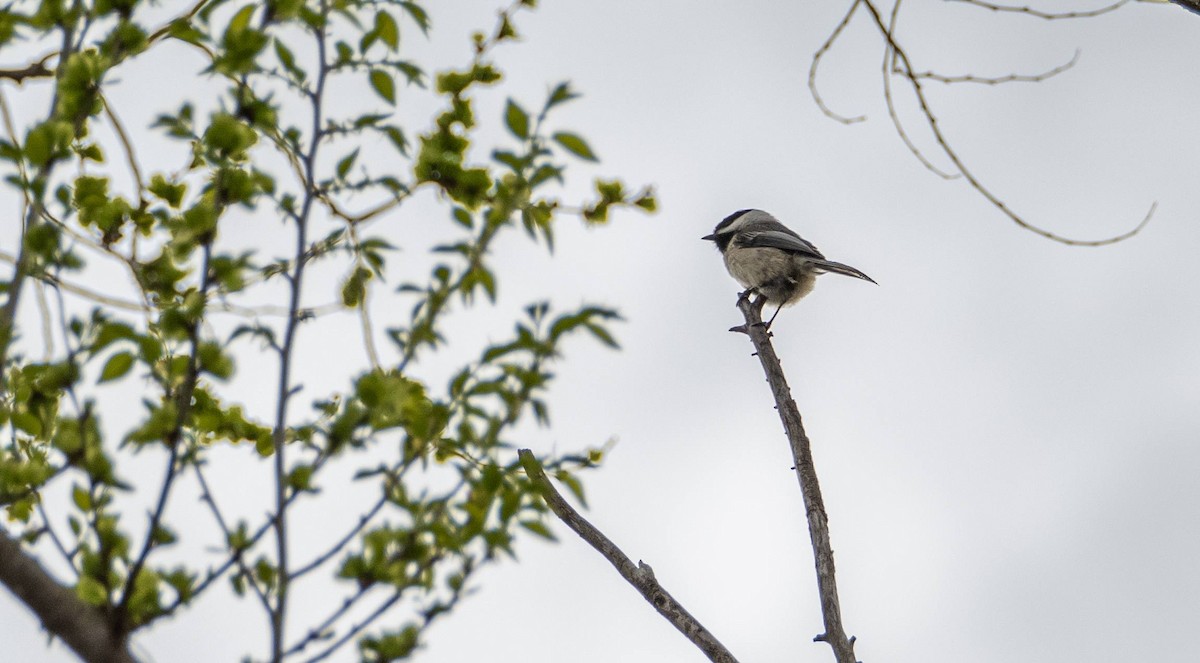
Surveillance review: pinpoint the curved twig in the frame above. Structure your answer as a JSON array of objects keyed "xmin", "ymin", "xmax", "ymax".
[
  {"xmin": 946, "ymin": 0, "xmax": 1131, "ymax": 20},
  {"xmin": 908, "ymin": 48, "xmax": 1080, "ymax": 84},
  {"xmin": 192, "ymin": 464, "xmax": 272, "ymax": 613},
  {"xmin": 809, "ymin": 0, "xmax": 868, "ymax": 124},
  {"xmin": 881, "ymin": 0, "xmax": 961, "ymax": 179},
  {"xmin": 865, "ymin": 0, "xmax": 1153, "ymax": 245},
  {"xmin": 100, "ymin": 92, "xmax": 146, "ymax": 201}
]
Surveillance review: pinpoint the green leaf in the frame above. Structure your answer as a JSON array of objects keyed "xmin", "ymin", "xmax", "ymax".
[
  {"xmin": 72, "ymin": 485, "xmax": 92, "ymax": 511},
  {"xmin": 504, "ymin": 99, "xmax": 529, "ymax": 140},
  {"xmin": 452, "ymin": 207, "xmax": 473, "ymax": 228},
  {"xmin": 228, "ymin": 4, "xmax": 254, "ymax": 32},
  {"xmin": 76, "ymin": 576, "xmax": 108, "ymax": 606},
  {"xmin": 519, "ymin": 519, "xmax": 556, "ymax": 541},
  {"xmin": 585, "ymin": 323, "xmax": 619, "ymax": 349},
  {"xmin": 384, "ymin": 126, "xmax": 408, "ymax": 155},
  {"xmin": 555, "ymin": 470, "xmax": 588, "ymax": 507},
  {"xmin": 217, "ymin": 5, "xmax": 268, "ymax": 75},
  {"xmin": 552, "ymin": 132, "xmax": 597, "ymax": 161},
  {"xmin": 546, "ymin": 82, "xmax": 579, "ymax": 109},
  {"xmin": 76, "ymin": 143, "xmax": 104, "ymax": 162},
  {"xmin": 336, "ymin": 148, "xmax": 359, "ymax": 180},
  {"xmin": 287, "ymin": 464, "xmax": 314, "ymax": 491},
  {"xmin": 98, "ymin": 351, "xmax": 134, "ymax": 383},
  {"xmin": 400, "ymin": 1, "xmax": 430, "ymax": 34},
  {"xmin": 274, "ymin": 38, "xmax": 304, "ymax": 80},
  {"xmin": 370, "ymin": 69, "xmax": 396, "ymax": 105},
  {"xmin": 197, "ymin": 341, "xmax": 234, "ymax": 379},
  {"xmin": 342, "ymin": 266, "xmax": 371, "ymax": 307},
  {"xmin": 375, "ymin": 10, "xmax": 399, "ymax": 50},
  {"xmin": 148, "ymin": 174, "xmax": 186, "ymax": 208},
  {"xmin": 25, "ymin": 120, "xmax": 73, "ymax": 167},
  {"xmin": 634, "ymin": 189, "xmax": 657, "ymax": 212}
]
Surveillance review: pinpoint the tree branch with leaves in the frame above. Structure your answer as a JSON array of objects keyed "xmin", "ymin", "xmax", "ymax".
[{"xmin": 0, "ymin": 1, "xmax": 653, "ymax": 661}]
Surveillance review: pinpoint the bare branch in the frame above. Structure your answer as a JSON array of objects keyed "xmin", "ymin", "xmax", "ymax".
[
  {"xmin": 269, "ymin": 2, "xmax": 336, "ymax": 653},
  {"xmin": 0, "ymin": 253, "xmax": 147, "ymax": 312},
  {"xmin": 300, "ymin": 591, "xmax": 403, "ymax": 663},
  {"xmin": 945, "ymin": 0, "xmax": 1131, "ymax": 19},
  {"xmin": 881, "ymin": 0, "xmax": 961, "ymax": 179},
  {"xmin": 518, "ymin": 450, "xmax": 739, "ymax": 663},
  {"xmin": 0, "ymin": 60, "xmax": 54, "ymax": 84},
  {"xmin": 863, "ymin": 0, "xmax": 1153, "ymax": 245},
  {"xmin": 33, "ymin": 280, "xmax": 54, "ymax": 360},
  {"xmin": 192, "ymin": 465, "xmax": 272, "ymax": 613},
  {"xmin": 116, "ymin": 243, "xmax": 217, "ymax": 634},
  {"xmin": 100, "ymin": 92, "xmax": 146, "ymax": 200},
  {"xmin": 908, "ymin": 48, "xmax": 1080, "ymax": 84},
  {"xmin": 809, "ymin": 0, "xmax": 868, "ymax": 124},
  {"xmin": 289, "ymin": 476, "xmax": 394, "ymax": 580},
  {"xmin": 730, "ymin": 294, "xmax": 858, "ymax": 663}
]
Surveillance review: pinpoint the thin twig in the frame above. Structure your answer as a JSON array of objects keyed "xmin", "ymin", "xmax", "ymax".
[
  {"xmin": 0, "ymin": 57, "xmax": 54, "ymax": 84},
  {"xmin": 288, "ymin": 468, "xmax": 400, "ymax": 580},
  {"xmin": 908, "ymin": 48, "xmax": 1080, "ymax": 84},
  {"xmin": 33, "ymin": 280, "xmax": 54, "ymax": 360},
  {"xmin": 158, "ymin": 451, "xmax": 336, "ymax": 616},
  {"xmin": 518, "ymin": 450, "xmax": 739, "ymax": 663},
  {"xmin": 730, "ymin": 293, "xmax": 858, "ymax": 663},
  {"xmin": 809, "ymin": 0, "xmax": 868, "ymax": 124},
  {"xmin": 946, "ymin": 0, "xmax": 1131, "ymax": 19},
  {"xmin": 192, "ymin": 464, "xmax": 272, "ymax": 613},
  {"xmin": 881, "ymin": 0, "xmax": 960, "ymax": 179},
  {"xmin": 116, "ymin": 243, "xmax": 216, "ymax": 634},
  {"xmin": 287, "ymin": 584, "xmax": 372, "ymax": 658},
  {"xmin": 300, "ymin": 591, "xmax": 404, "ymax": 663},
  {"xmin": 270, "ymin": 2, "xmax": 334, "ymax": 655},
  {"xmin": 0, "ymin": 88, "xmax": 33, "ymax": 213},
  {"xmin": 0, "ymin": 254, "xmax": 147, "ymax": 312},
  {"xmin": 863, "ymin": 0, "xmax": 1153, "ymax": 245},
  {"xmin": 100, "ymin": 92, "xmax": 145, "ymax": 200}
]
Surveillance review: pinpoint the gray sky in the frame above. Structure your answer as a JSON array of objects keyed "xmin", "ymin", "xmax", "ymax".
[{"xmin": 4, "ymin": 1, "xmax": 1200, "ymax": 662}]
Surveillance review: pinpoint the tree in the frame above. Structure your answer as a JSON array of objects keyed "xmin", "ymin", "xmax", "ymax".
[{"xmin": 0, "ymin": 1, "xmax": 653, "ymax": 661}]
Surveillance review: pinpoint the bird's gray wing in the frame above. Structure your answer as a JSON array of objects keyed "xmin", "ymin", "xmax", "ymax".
[{"xmin": 741, "ymin": 230, "xmax": 825, "ymax": 259}]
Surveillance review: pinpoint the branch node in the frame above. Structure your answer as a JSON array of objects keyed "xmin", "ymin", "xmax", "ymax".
[{"xmin": 635, "ymin": 560, "xmax": 657, "ymax": 581}]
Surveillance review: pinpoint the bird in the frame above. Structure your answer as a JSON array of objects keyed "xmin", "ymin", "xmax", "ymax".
[{"xmin": 702, "ymin": 209, "xmax": 875, "ymax": 328}]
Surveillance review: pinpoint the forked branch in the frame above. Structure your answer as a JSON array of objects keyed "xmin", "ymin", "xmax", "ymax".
[
  {"xmin": 0, "ymin": 529, "xmax": 136, "ymax": 663},
  {"xmin": 810, "ymin": 0, "xmax": 1156, "ymax": 246}
]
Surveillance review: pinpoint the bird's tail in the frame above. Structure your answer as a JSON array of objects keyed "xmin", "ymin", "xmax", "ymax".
[{"xmin": 814, "ymin": 259, "xmax": 876, "ymax": 284}]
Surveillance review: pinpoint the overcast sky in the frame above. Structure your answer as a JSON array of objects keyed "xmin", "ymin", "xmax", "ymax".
[{"xmin": 4, "ymin": 1, "xmax": 1200, "ymax": 662}]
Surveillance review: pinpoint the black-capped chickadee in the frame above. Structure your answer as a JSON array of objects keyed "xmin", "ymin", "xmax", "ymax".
[{"xmin": 702, "ymin": 209, "xmax": 876, "ymax": 328}]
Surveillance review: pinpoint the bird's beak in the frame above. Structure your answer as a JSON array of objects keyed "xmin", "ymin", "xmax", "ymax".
[{"xmin": 701, "ymin": 233, "xmax": 716, "ymax": 241}]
